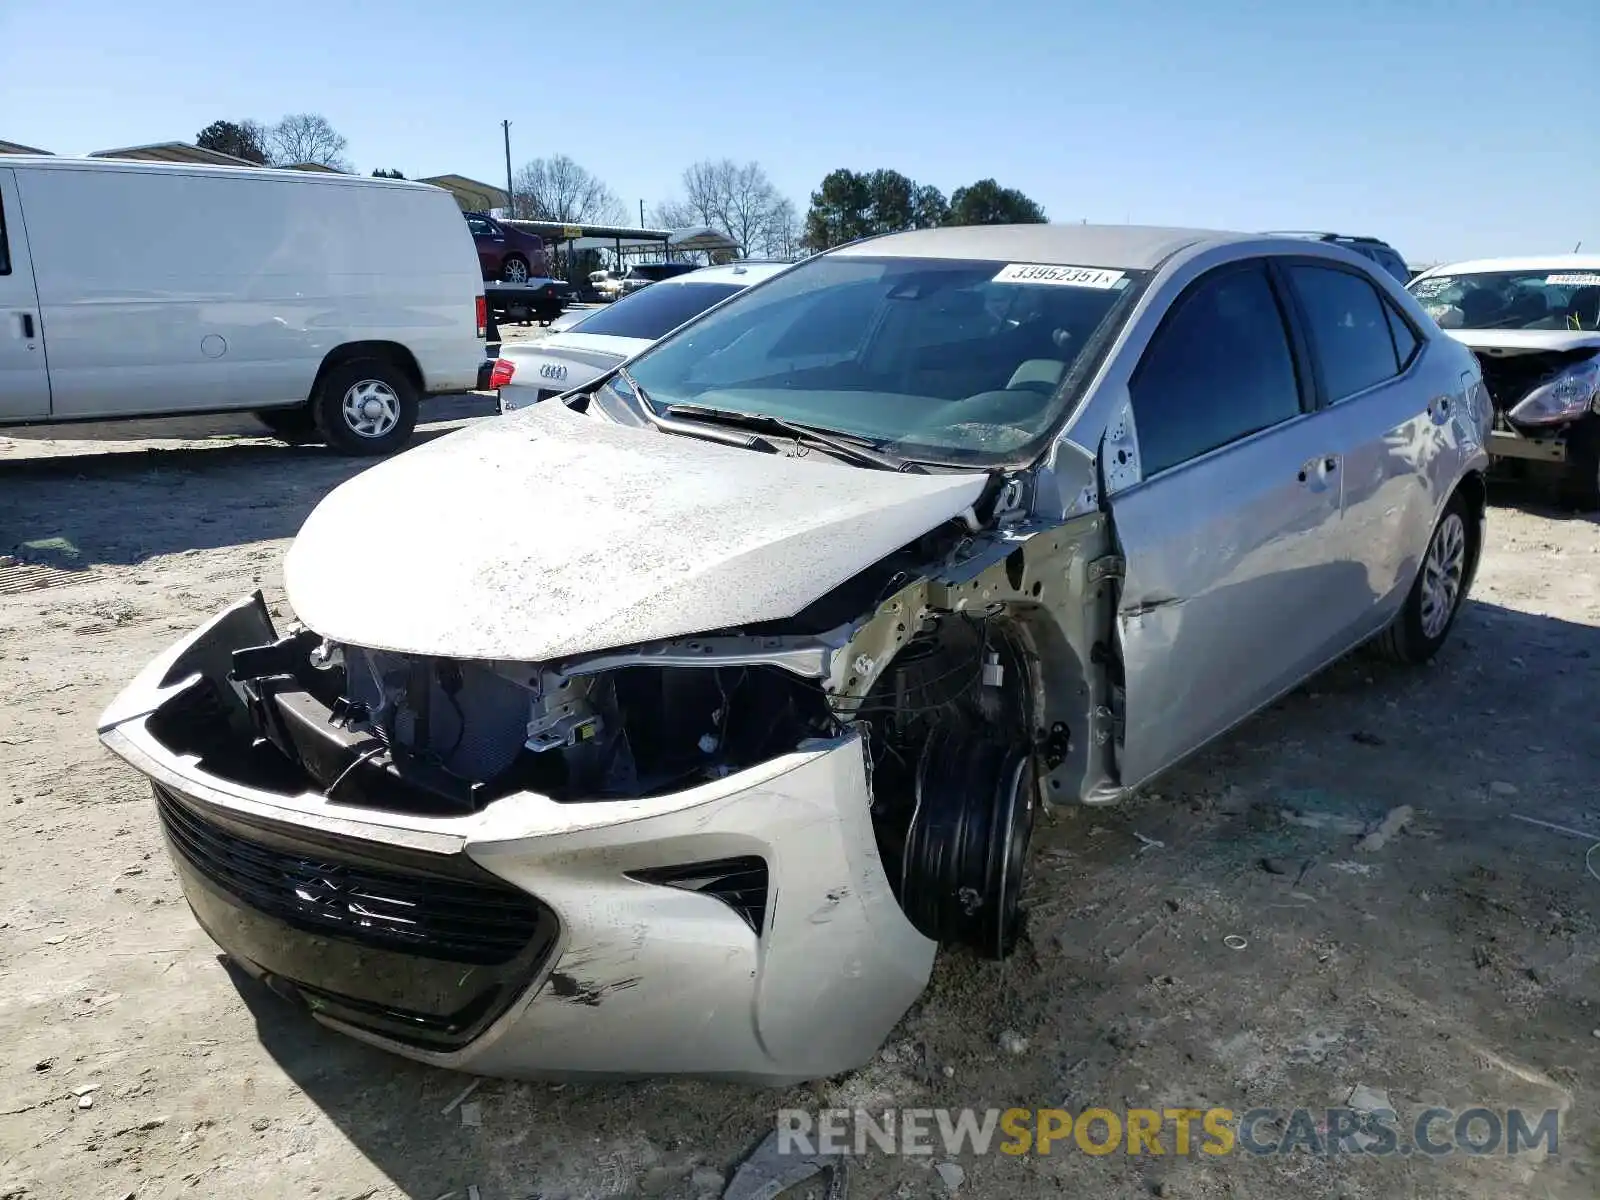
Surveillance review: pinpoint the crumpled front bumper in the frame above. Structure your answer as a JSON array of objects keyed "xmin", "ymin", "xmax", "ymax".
[{"xmin": 97, "ymin": 595, "xmax": 935, "ymax": 1084}]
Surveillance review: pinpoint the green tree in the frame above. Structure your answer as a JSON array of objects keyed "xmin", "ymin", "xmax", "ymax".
[
  {"xmin": 803, "ymin": 169, "xmax": 873, "ymax": 251},
  {"xmin": 947, "ymin": 179, "xmax": 1046, "ymax": 225},
  {"xmin": 195, "ymin": 120, "xmax": 268, "ymax": 165},
  {"xmin": 371, "ymin": 168, "xmax": 405, "ymax": 179}
]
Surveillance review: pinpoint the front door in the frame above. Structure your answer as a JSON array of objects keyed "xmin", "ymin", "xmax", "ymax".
[
  {"xmin": 0, "ymin": 168, "xmax": 50, "ymax": 420},
  {"xmin": 1108, "ymin": 260, "xmax": 1351, "ymax": 788}
]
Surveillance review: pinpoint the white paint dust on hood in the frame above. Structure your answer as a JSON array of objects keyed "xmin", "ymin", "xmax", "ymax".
[{"xmin": 284, "ymin": 402, "xmax": 988, "ymax": 662}]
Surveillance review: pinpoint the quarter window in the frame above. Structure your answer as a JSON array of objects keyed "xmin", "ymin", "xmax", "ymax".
[
  {"xmin": 1129, "ymin": 263, "xmax": 1303, "ymax": 477},
  {"xmin": 1289, "ymin": 264, "xmax": 1406, "ymax": 402},
  {"xmin": 0, "ymin": 192, "xmax": 10, "ymax": 275},
  {"xmin": 1385, "ymin": 303, "xmax": 1420, "ymax": 369}
]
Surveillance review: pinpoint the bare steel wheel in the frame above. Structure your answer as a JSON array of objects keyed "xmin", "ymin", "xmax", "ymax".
[
  {"xmin": 1372, "ymin": 492, "xmax": 1476, "ymax": 665},
  {"xmin": 311, "ymin": 357, "xmax": 419, "ymax": 456}
]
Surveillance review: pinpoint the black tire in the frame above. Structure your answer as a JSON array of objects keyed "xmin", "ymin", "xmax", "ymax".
[
  {"xmin": 1557, "ymin": 420, "xmax": 1600, "ymax": 511},
  {"xmin": 1371, "ymin": 492, "xmax": 1476, "ymax": 665},
  {"xmin": 311, "ymin": 357, "xmax": 419, "ymax": 457},
  {"xmin": 252, "ymin": 406, "xmax": 319, "ymax": 444},
  {"xmin": 500, "ymin": 255, "xmax": 531, "ymax": 284}
]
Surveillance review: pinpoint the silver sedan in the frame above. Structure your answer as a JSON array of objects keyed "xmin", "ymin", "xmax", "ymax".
[{"xmin": 98, "ymin": 224, "xmax": 1489, "ymax": 1084}]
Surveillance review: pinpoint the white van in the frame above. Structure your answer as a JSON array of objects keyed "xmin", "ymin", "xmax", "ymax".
[{"xmin": 0, "ymin": 156, "xmax": 487, "ymax": 455}]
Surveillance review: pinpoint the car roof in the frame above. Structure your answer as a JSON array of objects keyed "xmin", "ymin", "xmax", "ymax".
[
  {"xmin": 830, "ymin": 224, "xmax": 1250, "ymax": 271},
  {"xmin": 1264, "ymin": 230, "xmax": 1398, "ymax": 247},
  {"xmin": 1412, "ymin": 253, "xmax": 1600, "ymax": 279}
]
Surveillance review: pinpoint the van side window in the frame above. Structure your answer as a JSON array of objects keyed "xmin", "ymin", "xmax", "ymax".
[
  {"xmin": 0, "ymin": 193, "xmax": 11, "ymax": 275},
  {"xmin": 1129, "ymin": 262, "xmax": 1303, "ymax": 477}
]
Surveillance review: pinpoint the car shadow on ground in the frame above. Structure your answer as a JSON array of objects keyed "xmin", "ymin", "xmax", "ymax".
[
  {"xmin": 0, "ymin": 398, "xmax": 498, "ymax": 569},
  {"xmin": 1488, "ymin": 476, "xmax": 1600, "ymax": 526},
  {"xmin": 214, "ymin": 597, "xmax": 1600, "ymax": 1199}
]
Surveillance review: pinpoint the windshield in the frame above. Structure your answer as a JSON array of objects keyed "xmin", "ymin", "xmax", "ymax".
[
  {"xmin": 572, "ymin": 281, "xmax": 745, "ymax": 340},
  {"xmin": 622, "ymin": 254, "xmax": 1144, "ymax": 466},
  {"xmin": 1410, "ymin": 269, "xmax": 1600, "ymax": 331}
]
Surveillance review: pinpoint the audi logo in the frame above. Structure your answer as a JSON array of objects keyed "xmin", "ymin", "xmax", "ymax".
[{"xmin": 539, "ymin": 363, "xmax": 569, "ymax": 381}]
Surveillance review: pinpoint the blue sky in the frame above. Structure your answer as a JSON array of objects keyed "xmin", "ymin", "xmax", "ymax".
[{"xmin": 2, "ymin": 0, "xmax": 1594, "ymax": 264}]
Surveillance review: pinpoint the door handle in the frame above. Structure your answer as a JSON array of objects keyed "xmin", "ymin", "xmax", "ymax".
[
  {"xmin": 21, "ymin": 313, "xmax": 34, "ymax": 339},
  {"xmin": 1297, "ymin": 454, "xmax": 1340, "ymax": 484}
]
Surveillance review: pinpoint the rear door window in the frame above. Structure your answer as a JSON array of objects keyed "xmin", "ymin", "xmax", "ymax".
[
  {"xmin": 1287, "ymin": 264, "xmax": 1406, "ymax": 402},
  {"xmin": 1130, "ymin": 261, "xmax": 1304, "ymax": 477},
  {"xmin": 0, "ymin": 190, "xmax": 11, "ymax": 275}
]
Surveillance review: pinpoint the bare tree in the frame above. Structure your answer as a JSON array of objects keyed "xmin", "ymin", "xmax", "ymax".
[
  {"xmin": 762, "ymin": 197, "xmax": 803, "ymax": 260},
  {"xmin": 648, "ymin": 198, "xmax": 697, "ymax": 230},
  {"xmin": 678, "ymin": 159, "xmax": 789, "ymax": 258},
  {"xmin": 512, "ymin": 155, "xmax": 624, "ymax": 224},
  {"xmin": 268, "ymin": 114, "xmax": 351, "ymax": 170}
]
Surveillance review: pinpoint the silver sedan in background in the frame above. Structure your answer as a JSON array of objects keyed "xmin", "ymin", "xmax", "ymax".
[{"xmin": 98, "ymin": 224, "xmax": 1489, "ymax": 1084}]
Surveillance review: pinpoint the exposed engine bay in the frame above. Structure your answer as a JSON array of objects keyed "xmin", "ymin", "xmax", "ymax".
[
  {"xmin": 148, "ymin": 498, "xmax": 1112, "ymax": 960},
  {"xmin": 1475, "ymin": 346, "xmax": 1599, "ymax": 421}
]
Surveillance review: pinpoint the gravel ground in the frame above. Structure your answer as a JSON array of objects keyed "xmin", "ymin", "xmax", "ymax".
[{"xmin": 1, "ymin": 397, "xmax": 1597, "ymax": 1200}]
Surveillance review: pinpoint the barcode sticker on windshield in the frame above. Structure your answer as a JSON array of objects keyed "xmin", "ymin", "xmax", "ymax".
[
  {"xmin": 1546, "ymin": 273, "xmax": 1600, "ymax": 287},
  {"xmin": 993, "ymin": 263, "xmax": 1126, "ymax": 289}
]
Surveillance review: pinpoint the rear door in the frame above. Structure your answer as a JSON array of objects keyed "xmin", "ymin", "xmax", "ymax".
[
  {"xmin": 1108, "ymin": 259, "xmax": 1350, "ymax": 787},
  {"xmin": 1277, "ymin": 259, "xmax": 1438, "ymax": 625},
  {"xmin": 0, "ymin": 167, "xmax": 51, "ymax": 419}
]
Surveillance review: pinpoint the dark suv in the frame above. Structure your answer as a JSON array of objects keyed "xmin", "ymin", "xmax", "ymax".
[
  {"xmin": 1264, "ymin": 232, "xmax": 1411, "ymax": 283},
  {"xmin": 465, "ymin": 212, "xmax": 549, "ymax": 284},
  {"xmin": 619, "ymin": 261, "xmax": 700, "ymax": 296}
]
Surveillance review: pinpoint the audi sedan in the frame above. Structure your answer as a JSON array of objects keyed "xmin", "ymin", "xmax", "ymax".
[
  {"xmin": 496, "ymin": 261, "xmax": 792, "ymax": 409},
  {"xmin": 98, "ymin": 225, "xmax": 1489, "ymax": 1085}
]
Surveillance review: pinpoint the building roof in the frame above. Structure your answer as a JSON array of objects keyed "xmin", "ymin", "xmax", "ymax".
[
  {"xmin": 834, "ymin": 224, "xmax": 1245, "ymax": 270},
  {"xmin": 283, "ymin": 162, "xmax": 345, "ymax": 173},
  {"xmin": 88, "ymin": 141, "xmax": 263, "ymax": 167},
  {"xmin": 419, "ymin": 174, "xmax": 509, "ymax": 211},
  {"xmin": 0, "ymin": 139, "xmax": 52, "ymax": 155}
]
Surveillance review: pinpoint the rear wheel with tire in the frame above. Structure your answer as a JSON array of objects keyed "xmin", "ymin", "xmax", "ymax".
[
  {"xmin": 311, "ymin": 357, "xmax": 419, "ymax": 457},
  {"xmin": 252, "ymin": 406, "xmax": 319, "ymax": 444},
  {"xmin": 1371, "ymin": 492, "xmax": 1475, "ymax": 664},
  {"xmin": 501, "ymin": 255, "xmax": 531, "ymax": 284}
]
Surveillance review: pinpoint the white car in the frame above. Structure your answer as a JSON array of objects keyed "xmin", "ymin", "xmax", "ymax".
[
  {"xmin": 1409, "ymin": 255, "xmax": 1600, "ymax": 507},
  {"xmin": 497, "ymin": 261, "xmax": 792, "ymax": 410}
]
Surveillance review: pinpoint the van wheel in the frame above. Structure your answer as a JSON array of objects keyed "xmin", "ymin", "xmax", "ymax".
[
  {"xmin": 501, "ymin": 255, "xmax": 531, "ymax": 284},
  {"xmin": 1371, "ymin": 492, "xmax": 1475, "ymax": 665},
  {"xmin": 253, "ymin": 406, "xmax": 319, "ymax": 444},
  {"xmin": 312, "ymin": 358, "xmax": 418, "ymax": 456}
]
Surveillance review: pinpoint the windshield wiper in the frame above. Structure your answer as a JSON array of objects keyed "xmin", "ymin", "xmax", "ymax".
[
  {"xmin": 662, "ymin": 403, "xmax": 921, "ymax": 473},
  {"xmin": 613, "ymin": 369, "xmax": 777, "ymax": 453}
]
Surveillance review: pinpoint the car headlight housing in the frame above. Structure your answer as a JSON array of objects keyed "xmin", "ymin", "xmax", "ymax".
[{"xmin": 1508, "ymin": 358, "xmax": 1600, "ymax": 425}]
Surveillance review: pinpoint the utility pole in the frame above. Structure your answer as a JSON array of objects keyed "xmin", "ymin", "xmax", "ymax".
[
  {"xmin": 502, "ymin": 120, "xmax": 513, "ymax": 218},
  {"xmin": 639, "ymin": 198, "xmax": 645, "ymax": 227}
]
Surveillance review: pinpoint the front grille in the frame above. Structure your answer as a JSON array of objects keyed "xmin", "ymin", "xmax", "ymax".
[{"xmin": 155, "ymin": 786, "xmax": 544, "ymax": 966}]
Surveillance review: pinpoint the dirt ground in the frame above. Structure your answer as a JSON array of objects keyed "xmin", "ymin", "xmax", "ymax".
[{"xmin": 2, "ymin": 391, "xmax": 1597, "ymax": 1200}]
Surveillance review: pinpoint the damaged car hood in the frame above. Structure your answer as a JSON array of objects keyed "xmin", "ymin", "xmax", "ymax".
[
  {"xmin": 284, "ymin": 402, "xmax": 988, "ymax": 662},
  {"xmin": 1443, "ymin": 329, "xmax": 1600, "ymax": 355}
]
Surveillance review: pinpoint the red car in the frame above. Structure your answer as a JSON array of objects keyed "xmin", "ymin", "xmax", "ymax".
[{"xmin": 464, "ymin": 212, "xmax": 549, "ymax": 284}]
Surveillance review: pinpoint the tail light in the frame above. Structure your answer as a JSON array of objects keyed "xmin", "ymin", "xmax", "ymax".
[
  {"xmin": 487, "ymin": 358, "xmax": 515, "ymax": 389},
  {"xmin": 475, "ymin": 295, "xmax": 487, "ymax": 340}
]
